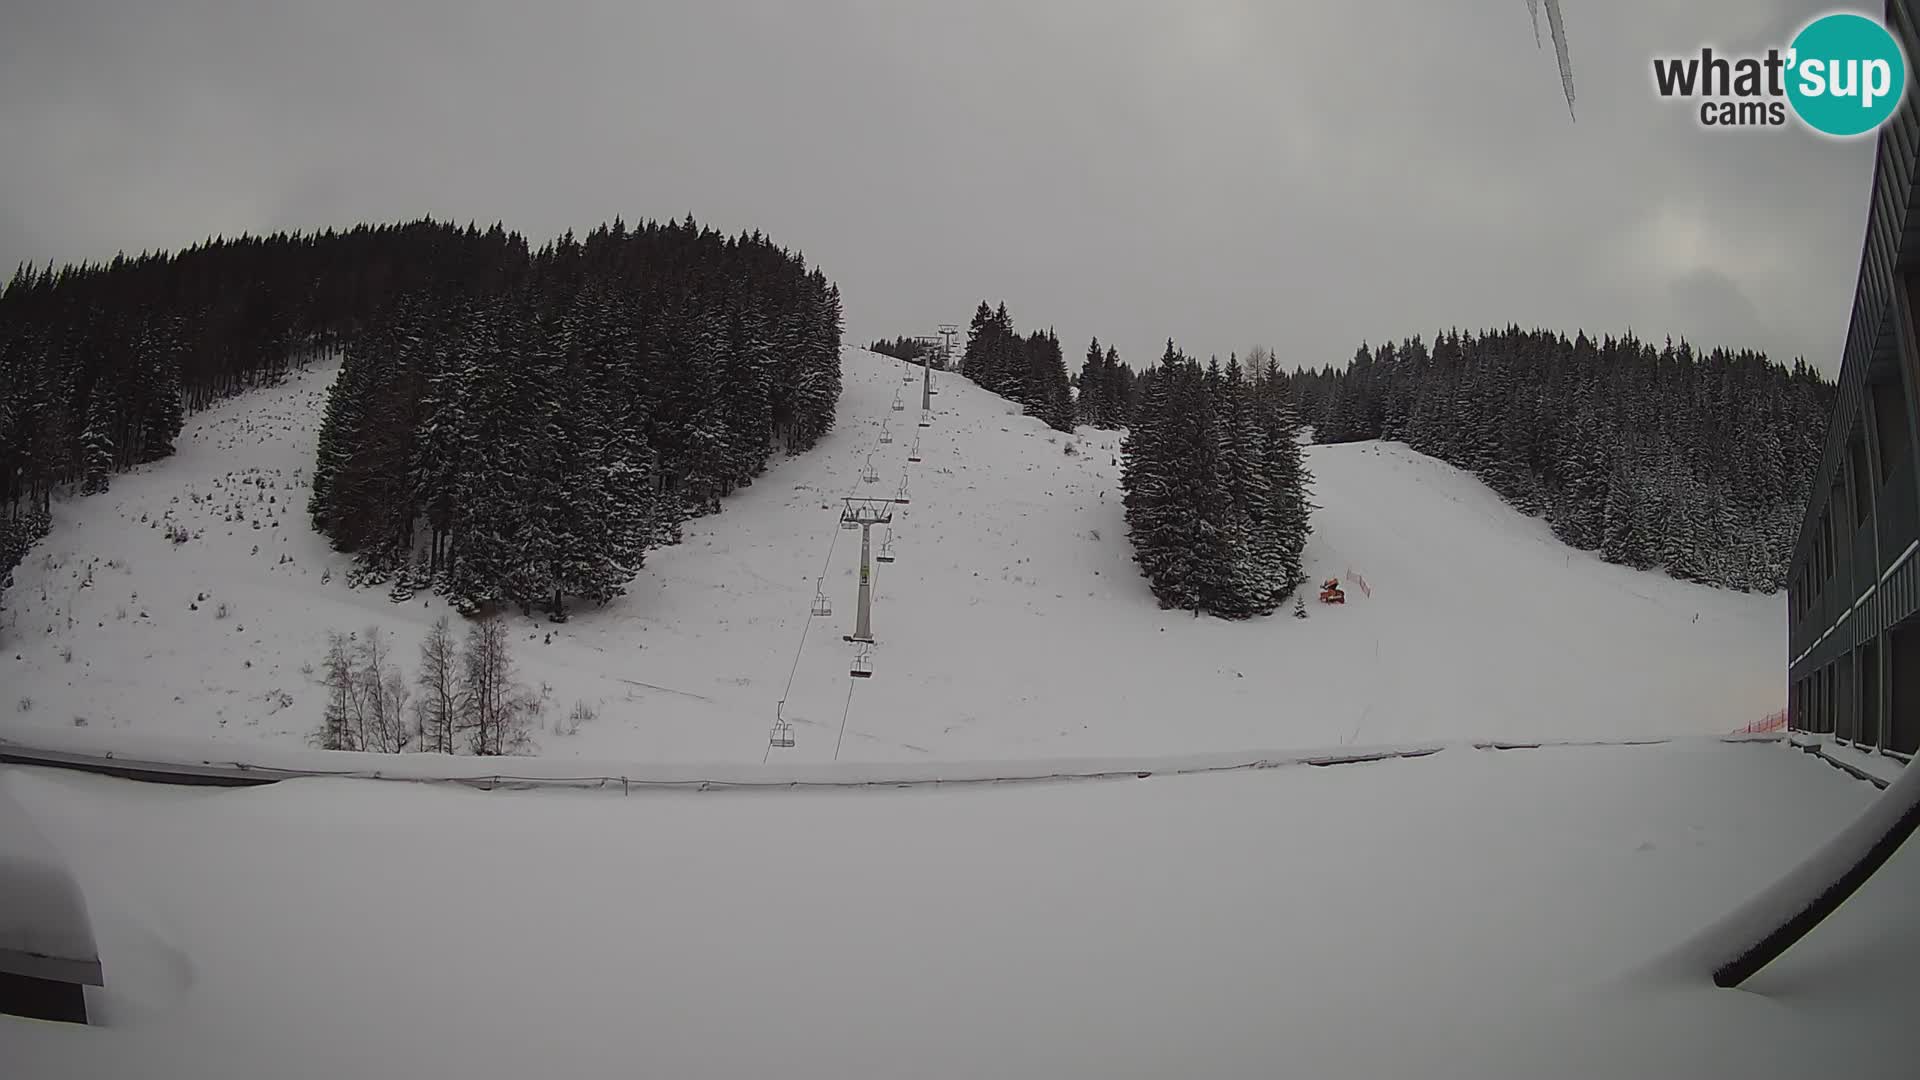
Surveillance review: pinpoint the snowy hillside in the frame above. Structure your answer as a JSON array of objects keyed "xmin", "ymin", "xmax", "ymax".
[{"xmin": 0, "ymin": 348, "xmax": 1785, "ymax": 763}]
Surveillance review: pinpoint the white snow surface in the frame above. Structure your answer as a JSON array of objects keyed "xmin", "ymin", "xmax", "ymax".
[
  {"xmin": 1, "ymin": 348, "xmax": 1784, "ymax": 764},
  {"xmin": 1, "ymin": 740, "xmax": 1914, "ymax": 1078},
  {"xmin": 0, "ymin": 772, "xmax": 99, "ymax": 973},
  {"xmin": 1659, "ymin": 741, "xmax": 1920, "ymax": 982}
]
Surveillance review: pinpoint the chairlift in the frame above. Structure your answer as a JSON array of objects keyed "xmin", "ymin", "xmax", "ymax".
[
  {"xmin": 861, "ymin": 455, "xmax": 880, "ymax": 484},
  {"xmin": 877, "ymin": 530, "xmax": 896, "ymax": 564},
  {"xmin": 811, "ymin": 590, "xmax": 832, "ymax": 617},
  {"xmin": 880, "ymin": 422, "xmax": 893, "ymax": 445},
  {"xmin": 850, "ymin": 647, "xmax": 874, "ymax": 679},
  {"xmin": 770, "ymin": 702, "xmax": 795, "ymax": 748},
  {"xmin": 908, "ymin": 442, "xmax": 922, "ymax": 463}
]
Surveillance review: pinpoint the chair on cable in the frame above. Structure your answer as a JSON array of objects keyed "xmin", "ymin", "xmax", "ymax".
[{"xmin": 770, "ymin": 702, "xmax": 795, "ymax": 748}]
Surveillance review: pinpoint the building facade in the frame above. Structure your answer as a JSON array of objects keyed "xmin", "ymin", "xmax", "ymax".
[{"xmin": 1786, "ymin": 0, "xmax": 1920, "ymax": 760}]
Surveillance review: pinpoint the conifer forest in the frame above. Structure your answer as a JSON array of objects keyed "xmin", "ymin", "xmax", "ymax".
[
  {"xmin": 0, "ymin": 217, "xmax": 844, "ymax": 619},
  {"xmin": 1285, "ymin": 329, "xmax": 1832, "ymax": 592}
]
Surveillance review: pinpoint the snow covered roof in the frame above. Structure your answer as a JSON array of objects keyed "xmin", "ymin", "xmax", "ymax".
[{"xmin": 0, "ymin": 774, "xmax": 103, "ymax": 987}]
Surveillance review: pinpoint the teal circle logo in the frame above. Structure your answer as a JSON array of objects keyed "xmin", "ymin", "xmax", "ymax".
[{"xmin": 1787, "ymin": 13, "xmax": 1907, "ymax": 137}]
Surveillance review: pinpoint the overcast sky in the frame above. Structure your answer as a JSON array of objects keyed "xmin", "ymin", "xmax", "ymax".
[{"xmin": 0, "ymin": 0, "xmax": 1878, "ymax": 375}]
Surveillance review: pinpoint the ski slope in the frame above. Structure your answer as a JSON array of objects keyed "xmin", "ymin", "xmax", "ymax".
[
  {"xmin": 0, "ymin": 348, "xmax": 1784, "ymax": 763},
  {"xmin": 3, "ymin": 740, "xmax": 1914, "ymax": 1079}
]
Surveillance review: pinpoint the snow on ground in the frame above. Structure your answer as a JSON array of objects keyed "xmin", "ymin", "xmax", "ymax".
[
  {"xmin": 0, "ymin": 776, "xmax": 99, "ymax": 979},
  {"xmin": 1, "ymin": 740, "xmax": 1912, "ymax": 1079},
  {"xmin": 0, "ymin": 348, "xmax": 1784, "ymax": 764}
]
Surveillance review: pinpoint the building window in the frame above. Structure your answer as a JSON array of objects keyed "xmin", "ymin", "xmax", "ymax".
[
  {"xmin": 1824, "ymin": 508, "xmax": 1837, "ymax": 581},
  {"xmin": 1850, "ymin": 431, "xmax": 1874, "ymax": 528},
  {"xmin": 1860, "ymin": 639, "xmax": 1881, "ymax": 749},
  {"xmin": 1823, "ymin": 664, "xmax": 1835, "ymax": 734},
  {"xmin": 1871, "ymin": 376, "xmax": 1911, "ymax": 485},
  {"xmin": 1892, "ymin": 620, "xmax": 1919, "ymax": 754}
]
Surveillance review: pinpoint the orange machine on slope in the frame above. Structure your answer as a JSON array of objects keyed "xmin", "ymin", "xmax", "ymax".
[{"xmin": 1319, "ymin": 577, "xmax": 1346, "ymax": 604}]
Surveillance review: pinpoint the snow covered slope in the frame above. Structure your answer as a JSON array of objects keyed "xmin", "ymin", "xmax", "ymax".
[
  {"xmin": 2, "ymin": 741, "xmax": 1913, "ymax": 1079},
  {"xmin": 0, "ymin": 348, "xmax": 1784, "ymax": 763}
]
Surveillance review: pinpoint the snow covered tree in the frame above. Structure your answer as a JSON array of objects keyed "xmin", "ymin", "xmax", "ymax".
[
  {"xmin": 1077, "ymin": 338, "xmax": 1106, "ymax": 427},
  {"xmin": 1600, "ymin": 459, "xmax": 1655, "ymax": 571},
  {"xmin": 1284, "ymin": 325, "xmax": 1826, "ymax": 591},
  {"xmin": 1119, "ymin": 343, "xmax": 1315, "ymax": 619},
  {"xmin": 77, "ymin": 393, "xmax": 115, "ymax": 496},
  {"xmin": 1253, "ymin": 358, "xmax": 1313, "ymax": 595}
]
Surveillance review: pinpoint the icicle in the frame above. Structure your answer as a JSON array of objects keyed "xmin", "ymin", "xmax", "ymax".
[
  {"xmin": 1545, "ymin": 0, "xmax": 1575, "ymax": 119},
  {"xmin": 1524, "ymin": 0, "xmax": 1576, "ymax": 120}
]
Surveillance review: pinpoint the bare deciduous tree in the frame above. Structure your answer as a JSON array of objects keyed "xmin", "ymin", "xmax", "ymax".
[
  {"xmin": 460, "ymin": 618, "xmax": 538, "ymax": 756},
  {"xmin": 315, "ymin": 631, "xmax": 361, "ymax": 751},
  {"xmin": 415, "ymin": 616, "xmax": 463, "ymax": 754},
  {"xmin": 357, "ymin": 626, "xmax": 412, "ymax": 753},
  {"xmin": 312, "ymin": 626, "xmax": 413, "ymax": 753},
  {"xmin": 1244, "ymin": 346, "xmax": 1272, "ymax": 386}
]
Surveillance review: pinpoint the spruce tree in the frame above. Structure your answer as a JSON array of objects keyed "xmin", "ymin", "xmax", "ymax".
[{"xmin": 1078, "ymin": 338, "xmax": 1105, "ymax": 427}]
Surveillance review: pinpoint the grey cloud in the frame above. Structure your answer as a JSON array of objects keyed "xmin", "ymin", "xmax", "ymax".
[{"xmin": 0, "ymin": 0, "xmax": 1876, "ymax": 374}]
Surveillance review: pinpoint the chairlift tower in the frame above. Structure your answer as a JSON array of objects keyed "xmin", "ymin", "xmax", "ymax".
[
  {"xmin": 840, "ymin": 498, "xmax": 893, "ymax": 644},
  {"xmin": 911, "ymin": 334, "xmax": 939, "ymax": 411},
  {"xmin": 939, "ymin": 324, "xmax": 959, "ymax": 369}
]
